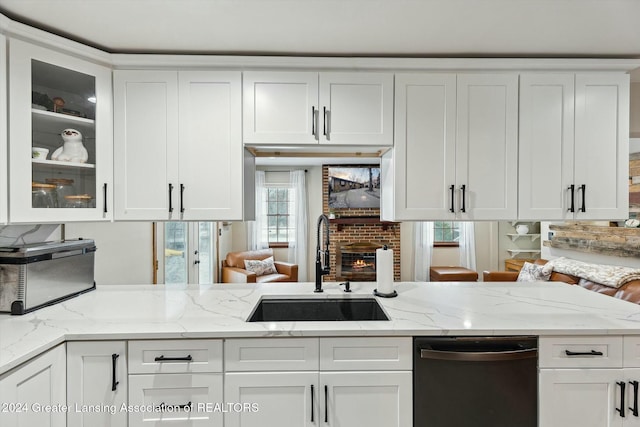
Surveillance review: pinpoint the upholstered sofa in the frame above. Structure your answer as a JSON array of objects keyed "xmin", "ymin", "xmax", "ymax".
[
  {"xmin": 483, "ymin": 259, "xmax": 640, "ymax": 304},
  {"xmin": 221, "ymin": 248, "xmax": 298, "ymax": 283}
]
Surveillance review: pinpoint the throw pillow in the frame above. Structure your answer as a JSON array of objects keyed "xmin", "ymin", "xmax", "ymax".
[
  {"xmin": 516, "ymin": 262, "xmax": 553, "ymax": 282},
  {"xmin": 244, "ymin": 256, "xmax": 278, "ymax": 276}
]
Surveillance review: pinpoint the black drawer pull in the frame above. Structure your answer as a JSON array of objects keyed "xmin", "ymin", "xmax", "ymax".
[
  {"xmin": 631, "ymin": 381, "xmax": 640, "ymax": 417},
  {"xmin": 158, "ymin": 401, "xmax": 192, "ymax": 411},
  {"xmin": 111, "ymin": 353, "xmax": 119, "ymax": 391},
  {"xmin": 565, "ymin": 350, "xmax": 603, "ymax": 356},
  {"xmin": 310, "ymin": 384, "xmax": 315, "ymax": 422},
  {"xmin": 154, "ymin": 355, "xmax": 193, "ymax": 362},
  {"xmin": 617, "ymin": 381, "xmax": 626, "ymax": 418}
]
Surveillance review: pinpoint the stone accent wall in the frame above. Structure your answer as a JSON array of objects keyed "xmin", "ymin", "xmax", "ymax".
[{"xmin": 322, "ymin": 165, "xmax": 401, "ymax": 281}]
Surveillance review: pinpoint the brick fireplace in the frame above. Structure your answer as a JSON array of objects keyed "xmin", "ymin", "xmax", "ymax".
[{"xmin": 323, "ymin": 165, "xmax": 401, "ymax": 281}]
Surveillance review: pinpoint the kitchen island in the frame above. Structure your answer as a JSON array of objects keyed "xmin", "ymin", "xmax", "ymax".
[{"xmin": 2, "ymin": 280, "xmax": 640, "ymax": 427}]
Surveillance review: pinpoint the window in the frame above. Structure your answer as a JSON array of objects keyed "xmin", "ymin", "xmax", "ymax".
[
  {"xmin": 265, "ymin": 186, "xmax": 295, "ymax": 247},
  {"xmin": 433, "ymin": 221, "xmax": 460, "ymax": 247}
]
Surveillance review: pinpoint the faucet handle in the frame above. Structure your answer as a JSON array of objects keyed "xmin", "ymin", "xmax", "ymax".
[{"xmin": 339, "ymin": 281, "xmax": 351, "ymax": 293}]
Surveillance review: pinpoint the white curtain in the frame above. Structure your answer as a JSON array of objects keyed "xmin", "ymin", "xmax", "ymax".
[
  {"xmin": 288, "ymin": 170, "xmax": 308, "ymax": 281},
  {"xmin": 458, "ymin": 222, "xmax": 477, "ymax": 271},
  {"xmin": 414, "ymin": 222, "xmax": 434, "ymax": 281},
  {"xmin": 247, "ymin": 171, "xmax": 268, "ymax": 251}
]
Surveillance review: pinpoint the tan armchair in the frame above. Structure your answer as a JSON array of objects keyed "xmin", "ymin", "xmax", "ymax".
[{"xmin": 221, "ymin": 248, "xmax": 298, "ymax": 283}]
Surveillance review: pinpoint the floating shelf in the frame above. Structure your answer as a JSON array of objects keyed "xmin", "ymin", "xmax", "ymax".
[
  {"xmin": 32, "ymin": 159, "xmax": 95, "ymax": 169},
  {"xmin": 507, "ymin": 249, "xmax": 542, "ymax": 259},
  {"xmin": 506, "ymin": 233, "xmax": 541, "ymax": 242},
  {"xmin": 330, "ymin": 216, "xmax": 397, "ymax": 231}
]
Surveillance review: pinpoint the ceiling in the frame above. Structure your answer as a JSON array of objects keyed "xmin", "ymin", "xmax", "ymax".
[{"xmin": 1, "ymin": 0, "xmax": 640, "ymax": 61}]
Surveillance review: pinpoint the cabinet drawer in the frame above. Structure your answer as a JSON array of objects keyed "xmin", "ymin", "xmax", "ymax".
[
  {"xmin": 624, "ymin": 336, "xmax": 640, "ymax": 367},
  {"xmin": 539, "ymin": 336, "xmax": 623, "ymax": 368},
  {"xmin": 128, "ymin": 340, "xmax": 222, "ymax": 374},
  {"xmin": 225, "ymin": 338, "xmax": 319, "ymax": 372},
  {"xmin": 320, "ymin": 337, "xmax": 412, "ymax": 371},
  {"xmin": 128, "ymin": 373, "xmax": 223, "ymax": 426}
]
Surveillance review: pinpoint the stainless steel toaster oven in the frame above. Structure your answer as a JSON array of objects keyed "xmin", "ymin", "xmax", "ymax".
[{"xmin": 0, "ymin": 239, "xmax": 96, "ymax": 315}]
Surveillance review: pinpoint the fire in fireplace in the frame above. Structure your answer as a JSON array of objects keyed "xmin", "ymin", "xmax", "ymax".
[{"xmin": 336, "ymin": 241, "xmax": 384, "ymax": 281}]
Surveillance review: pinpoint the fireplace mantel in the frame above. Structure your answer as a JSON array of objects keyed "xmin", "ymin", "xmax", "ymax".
[{"xmin": 330, "ymin": 216, "xmax": 397, "ymax": 231}]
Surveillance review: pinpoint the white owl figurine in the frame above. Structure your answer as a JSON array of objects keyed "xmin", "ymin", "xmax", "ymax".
[{"xmin": 51, "ymin": 129, "xmax": 88, "ymax": 163}]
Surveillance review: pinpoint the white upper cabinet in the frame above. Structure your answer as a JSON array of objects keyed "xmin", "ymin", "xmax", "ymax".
[
  {"xmin": 0, "ymin": 34, "xmax": 7, "ymax": 224},
  {"xmin": 8, "ymin": 39, "xmax": 113, "ymax": 223},
  {"xmin": 113, "ymin": 70, "xmax": 178, "ymax": 220},
  {"xmin": 114, "ymin": 70, "xmax": 253, "ymax": 221},
  {"xmin": 243, "ymin": 71, "xmax": 393, "ymax": 146},
  {"xmin": 382, "ymin": 73, "xmax": 518, "ymax": 221},
  {"xmin": 519, "ymin": 72, "xmax": 629, "ymax": 220}
]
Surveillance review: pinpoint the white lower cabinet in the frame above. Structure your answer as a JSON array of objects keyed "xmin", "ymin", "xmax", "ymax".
[
  {"xmin": 224, "ymin": 337, "xmax": 412, "ymax": 427},
  {"xmin": 539, "ymin": 336, "xmax": 640, "ymax": 427},
  {"xmin": 66, "ymin": 341, "xmax": 127, "ymax": 427},
  {"xmin": 0, "ymin": 344, "xmax": 66, "ymax": 427},
  {"xmin": 127, "ymin": 339, "xmax": 224, "ymax": 426}
]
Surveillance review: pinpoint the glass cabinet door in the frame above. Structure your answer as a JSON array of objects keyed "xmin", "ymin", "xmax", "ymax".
[{"xmin": 9, "ymin": 39, "xmax": 112, "ymax": 223}]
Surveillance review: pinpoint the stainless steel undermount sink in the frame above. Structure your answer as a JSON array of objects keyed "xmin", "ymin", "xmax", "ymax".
[{"xmin": 247, "ymin": 297, "xmax": 390, "ymax": 322}]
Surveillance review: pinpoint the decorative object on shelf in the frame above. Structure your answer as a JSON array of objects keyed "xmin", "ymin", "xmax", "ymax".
[
  {"xmin": 31, "ymin": 147, "xmax": 49, "ymax": 159},
  {"xmin": 32, "ymin": 182, "xmax": 58, "ymax": 208},
  {"xmin": 51, "ymin": 129, "xmax": 88, "ymax": 163},
  {"xmin": 63, "ymin": 194, "xmax": 93, "ymax": 208},
  {"xmin": 52, "ymin": 96, "xmax": 65, "ymax": 113},
  {"xmin": 515, "ymin": 224, "xmax": 530, "ymax": 235},
  {"xmin": 31, "ymin": 91, "xmax": 54, "ymax": 111},
  {"xmin": 45, "ymin": 178, "xmax": 75, "ymax": 208},
  {"xmin": 625, "ymin": 219, "xmax": 640, "ymax": 228}
]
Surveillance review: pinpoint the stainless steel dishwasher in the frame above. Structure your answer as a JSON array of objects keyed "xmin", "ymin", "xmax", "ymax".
[{"xmin": 414, "ymin": 336, "xmax": 537, "ymax": 427}]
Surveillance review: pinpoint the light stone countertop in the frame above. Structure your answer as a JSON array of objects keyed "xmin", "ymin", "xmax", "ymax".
[{"xmin": 2, "ymin": 280, "xmax": 640, "ymax": 375}]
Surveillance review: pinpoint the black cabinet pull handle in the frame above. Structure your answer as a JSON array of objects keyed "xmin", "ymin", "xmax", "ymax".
[
  {"xmin": 323, "ymin": 106, "xmax": 329, "ymax": 138},
  {"xmin": 631, "ymin": 381, "xmax": 639, "ymax": 417},
  {"xmin": 449, "ymin": 185, "xmax": 455, "ymax": 213},
  {"xmin": 111, "ymin": 353, "xmax": 119, "ymax": 391},
  {"xmin": 617, "ymin": 381, "xmax": 626, "ymax": 417},
  {"xmin": 310, "ymin": 385, "xmax": 315, "ymax": 422},
  {"xmin": 565, "ymin": 350, "xmax": 604, "ymax": 356},
  {"xmin": 180, "ymin": 184, "xmax": 185, "ymax": 213},
  {"xmin": 168, "ymin": 184, "xmax": 174, "ymax": 213},
  {"xmin": 103, "ymin": 183, "xmax": 108, "ymax": 213},
  {"xmin": 460, "ymin": 184, "xmax": 466, "ymax": 213},
  {"xmin": 158, "ymin": 402, "xmax": 192, "ymax": 411},
  {"xmin": 154, "ymin": 355, "xmax": 193, "ymax": 362},
  {"xmin": 324, "ymin": 384, "xmax": 328, "ymax": 423},
  {"xmin": 312, "ymin": 106, "xmax": 317, "ymax": 137},
  {"xmin": 579, "ymin": 184, "xmax": 586, "ymax": 212},
  {"xmin": 567, "ymin": 184, "xmax": 575, "ymax": 212}
]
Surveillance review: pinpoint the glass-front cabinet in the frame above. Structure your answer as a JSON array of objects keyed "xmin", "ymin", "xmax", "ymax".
[{"xmin": 9, "ymin": 39, "xmax": 112, "ymax": 222}]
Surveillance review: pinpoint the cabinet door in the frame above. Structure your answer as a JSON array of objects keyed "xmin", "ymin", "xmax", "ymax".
[
  {"xmin": 519, "ymin": 74, "xmax": 575, "ymax": 220},
  {"xmin": 0, "ymin": 344, "xmax": 66, "ymax": 427},
  {"xmin": 224, "ymin": 372, "xmax": 318, "ymax": 427},
  {"xmin": 0, "ymin": 34, "xmax": 7, "ymax": 224},
  {"xmin": 456, "ymin": 74, "xmax": 518, "ymax": 220},
  {"xmin": 384, "ymin": 73, "xmax": 456, "ymax": 220},
  {"xmin": 319, "ymin": 72, "xmax": 394, "ymax": 146},
  {"xmin": 128, "ymin": 373, "xmax": 223, "ymax": 426},
  {"xmin": 113, "ymin": 70, "xmax": 179, "ymax": 220},
  {"xmin": 539, "ymin": 369, "xmax": 624, "ymax": 427},
  {"xmin": 321, "ymin": 371, "xmax": 412, "ymax": 427},
  {"xmin": 178, "ymin": 71, "xmax": 245, "ymax": 220},
  {"xmin": 67, "ymin": 341, "xmax": 127, "ymax": 427},
  {"xmin": 574, "ymin": 73, "xmax": 630, "ymax": 220},
  {"xmin": 9, "ymin": 38, "xmax": 113, "ymax": 223},
  {"xmin": 243, "ymin": 71, "xmax": 318, "ymax": 145}
]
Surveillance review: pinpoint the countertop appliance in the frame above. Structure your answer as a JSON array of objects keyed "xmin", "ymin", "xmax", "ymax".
[
  {"xmin": 0, "ymin": 239, "xmax": 96, "ymax": 315},
  {"xmin": 414, "ymin": 336, "xmax": 537, "ymax": 427}
]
